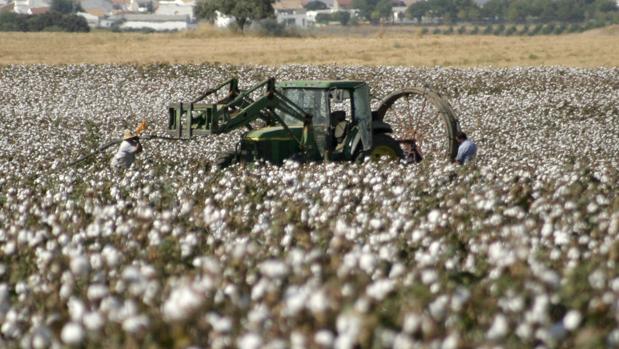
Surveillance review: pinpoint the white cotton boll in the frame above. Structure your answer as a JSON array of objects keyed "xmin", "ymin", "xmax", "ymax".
[
  {"xmin": 31, "ymin": 325, "xmax": 52, "ymax": 349},
  {"xmin": 4, "ymin": 241, "xmax": 16, "ymax": 256},
  {"xmin": 516, "ymin": 322, "xmax": 532, "ymax": 340},
  {"xmin": 83, "ymin": 311, "xmax": 104, "ymax": 331},
  {"xmin": 487, "ymin": 314, "xmax": 509, "ymax": 340},
  {"xmin": 441, "ymin": 333, "xmax": 459, "ymax": 349},
  {"xmin": 428, "ymin": 295, "xmax": 449, "ymax": 320},
  {"xmin": 403, "ymin": 313, "xmax": 421, "ymax": 334},
  {"xmin": 315, "ymin": 330, "xmax": 334, "ymax": 347},
  {"xmin": 389, "ymin": 263, "xmax": 406, "ymax": 279},
  {"xmin": 61, "ymin": 322, "xmax": 84, "ymax": 346},
  {"xmin": 290, "ymin": 331, "xmax": 306, "ymax": 349},
  {"xmin": 102, "ymin": 246, "xmax": 121, "ymax": 267},
  {"xmin": 428, "ymin": 210, "xmax": 441, "ymax": 225},
  {"xmin": 67, "ymin": 298, "xmax": 86, "ymax": 322},
  {"xmin": 162, "ymin": 285, "xmax": 204, "ymax": 321},
  {"xmin": 563, "ymin": 310, "xmax": 582, "ymax": 330},
  {"xmin": 359, "ymin": 253, "xmax": 377, "ymax": 274},
  {"xmin": 589, "ymin": 270, "xmax": 606, "ymax": 289},
  {"xmin": 237, "ymin": 333, "xmax": 262, "ymax": 349},
  {"xmin": 87, "ymin": 284, "xmax": 109, "ymax": 301},
  {"xmin": 122, "ymin": 314, "xmax": 149, "ymax": 333},
  {"xmin": 70, "ymin": 256, "xmax": 90, "ymax": 277},
  {"xmin": 421, "ymin": 269, "xmax": 438, "ymax": 284},
  {"xmin": 259, "ymin": 260, "xmax": 289, "ymax": 279},
  {"xmin": 59, "ymin": 283, "xmax": 73, "ymax": 300},
  {"xmin": 366, "ymin": 279, "xmax": 395, "ymax": 300}
]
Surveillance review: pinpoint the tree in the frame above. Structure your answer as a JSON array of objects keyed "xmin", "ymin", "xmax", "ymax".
[
  {"xmin": 195, "ymin": 0, "xmax": 274, "ymax": 31},
  {"xmin": 334, "ymin": 11, "xmax": 351, "ymax": 25},
  {"xmin": 50, "ymin": 0, "xmax": 80, "ymax": 14},
  {"xmin": 304, "ymin": 0, "xmax": 327, "ymax": 10},
  {"xmin": 407, "ymin": 1, "xmax": 431, "ymax": 22},
  {"xmin": 352, "ymin": 0, "xmax": 378, "ymax": 22},
  {"xmin": 375, "ymin": 0, "xmax": 393, "ymax": 22}
]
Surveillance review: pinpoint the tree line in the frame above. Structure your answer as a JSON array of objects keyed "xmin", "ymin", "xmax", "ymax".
[
  {"xmin": 196, "ymin": 0, "xmax": 618, "ymax": 31},
  {"xmin": 406, "ymin": 0, "xmax": 618, "ymax": 24}
]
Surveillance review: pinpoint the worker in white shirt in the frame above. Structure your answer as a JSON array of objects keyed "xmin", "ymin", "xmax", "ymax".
[{"xmin": 111, "ymin": 129, "xmax": 143, "ymax": 169}]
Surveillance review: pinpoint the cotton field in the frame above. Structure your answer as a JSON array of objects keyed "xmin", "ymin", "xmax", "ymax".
[{"xmin": 0, "ymin": 64, "xmax": 618, "ymax": 349}]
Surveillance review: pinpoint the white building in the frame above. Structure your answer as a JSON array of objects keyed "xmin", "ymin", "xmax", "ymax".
[
  {"xmin": 214, "ymin": 10, "xmax": 235, "ymax": 28},
  {"xmin": 77, "ymin": 11, "xmax": 100, "ymax": 27},
  {"xmin": 13, "ymin": 0, "xmax": 49, "ymax": 14},
  {"xmin": 155, "ymin": 0, "xmax": 195, "ymax": 21},
  {"xmin": 277, "ymin": 9, "xmax": 309, "ymax": 27},
  {"xmin": 120, "ymin": 14, "xmax": 191, "ymax": 31}
]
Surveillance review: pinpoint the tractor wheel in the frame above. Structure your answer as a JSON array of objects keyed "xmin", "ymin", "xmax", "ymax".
[
  {"xmin": 373, "ymin": 87, "xmax": 460, "ymax": 161},
  {"xmin": 366, "ymin": 134, "xmax": 404, "ymax": 161},
  {"xmin": 215, "ymin": 150, "xmax": 237, "ymax": 169}
]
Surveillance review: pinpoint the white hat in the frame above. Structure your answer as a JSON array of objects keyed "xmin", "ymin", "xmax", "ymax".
[{"xmin": 123, "ymin": 129, "xmax": 137, "ymax": 140}]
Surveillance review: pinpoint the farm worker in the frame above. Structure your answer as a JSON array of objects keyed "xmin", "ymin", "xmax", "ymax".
[
  {"xmin": 454, "ymin": 132, "xmax": 477, "ymax": 165},
  {"xmin": 111, "ymin": 129, "xmax": 143, "ymax": 169}
]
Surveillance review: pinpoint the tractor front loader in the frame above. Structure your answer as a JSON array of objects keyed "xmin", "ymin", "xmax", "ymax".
[{"xmin": 167, "ymin": 77, "xmax": 460, "ymax": 168}]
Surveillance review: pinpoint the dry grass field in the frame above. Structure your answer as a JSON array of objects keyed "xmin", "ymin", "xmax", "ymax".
[{"xmin": 0, "ymin": 25, "xmax": 618, "ymax": 66}]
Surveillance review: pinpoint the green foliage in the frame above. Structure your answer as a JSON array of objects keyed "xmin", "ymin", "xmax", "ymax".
[
  {"xmin": 407, "ymin": 0, "xmax": 431, "ymax": 21},
  {"xmin": 0, "ymin": 12, "xmax": 89, "ymax": 32},
  {"xmin": 518, "ymin": 24, "xmax": 529, "ymax": 34},
  {"xmin": 529, "ymin": 23, "xmax": 543, "ymax": 35},
  {"xmin": 335, "ymin": 11, "xmax": 351, "ymax": 25},
  {"xmin": 315, "ymin": 12, "xmax": 331, "ymax": 24},
  {"xmin": 316, "ymin": 11, "xmax": 352, "ymax": 26},
  {"xmin": 353, "ymin": 0, "xmax": 392, "ymax": 23},
  {"xmin": 457, "ymin": 25, "xmax": 467, "ymax": 34},
  {"xmin": 493, "ymin": 23, "xmax": 505, "ymax": 35},
  {"xmin": 541, "ymin": 22, "xmax": 555, "ymax": 34},
  {"xmin": 567, "ymin": 22, "xmax": 583, "ymax": 32},
  {"xmin": 505, "ymin": 24, "xmax": 517, "ymax": 35},
  {"xmin": 483, "ymin": 24, "xmax": 493, "ymax": 34},
  {"xmin": 195, "ymin": 0, "xmax": 274, "ymax": 31},
  {"xmin": 304, "ymin": 0, "xmax": 327, "ymax": 10},
  {"xmin": 554, "ymin": 22, "xmax": 566, "ymax": 34},
  {"xmin": 405, "ymin": 0, "xmax": 618, "ymax": 24},
  {"xmin": 256, "ymin": 18, "xmax": 300, "ymax": 36},
  {"xmin": 50, "ymin": 0, "xmax": 81, "ymax": 14}
]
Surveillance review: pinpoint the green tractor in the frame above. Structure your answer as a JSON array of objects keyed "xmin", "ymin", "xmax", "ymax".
[{"xmin": 167, "ymin": 77, "xmax": 460, "ymax": 167}]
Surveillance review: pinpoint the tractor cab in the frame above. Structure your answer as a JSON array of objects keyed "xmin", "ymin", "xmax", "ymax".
[{"xmin": 275, "ymin": 80, "xmax": 373, "ymax": 161}]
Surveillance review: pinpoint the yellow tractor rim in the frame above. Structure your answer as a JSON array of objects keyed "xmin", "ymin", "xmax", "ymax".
[{"xmin": 370, "ymin": 145, "xmax": 398, "ymax": 161}]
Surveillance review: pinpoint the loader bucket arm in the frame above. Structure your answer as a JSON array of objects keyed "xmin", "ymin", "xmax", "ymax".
[
  {"xmin": 167, "ymin": 78, "xmax": 312, "ymax": 150},
  {"xmin": 192, "ymin": 78, "xmax": 240, "ymax": 104}
]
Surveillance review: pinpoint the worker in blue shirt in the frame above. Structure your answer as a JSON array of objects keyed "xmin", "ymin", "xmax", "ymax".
[{"xmin": 454, "ymin": 132, "xmax": 477, "ymax": 165}]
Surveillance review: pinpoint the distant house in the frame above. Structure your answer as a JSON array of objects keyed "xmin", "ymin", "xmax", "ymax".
[
  {"xmin": 81, "ymin": 0, "xmax": 114, "ymax": 17},
  {"xmin": 155, "ymin": 0, "xmax": 195, "ymax": 21},
  {"xmin": 111, "ymin": 0, "xmax": 130, "ymax": 12},
  {"xmin": 274, "ymin": 0, "xmax": 309, "ymax": 27},
  {"xmin": 119, "ymin": 14, "xmax": 191, "ymax": 30},
  {"xmin": 77, "ymin": 11, "xmax": 100, "ymax": 27},
  {"xmin": 29, "ymin": 6, "xmax": 48, "ymax": 13},
  {"xmin": 128, "ymin": 0, "xmax": 152, "ymax": 13},
  {"xmin": 0, "ymin": 1, "xmax": 14, "ymax": 12},
  {"xmin": 13, "ymin": 0, "xmax": 49, "ymax": 14}
]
